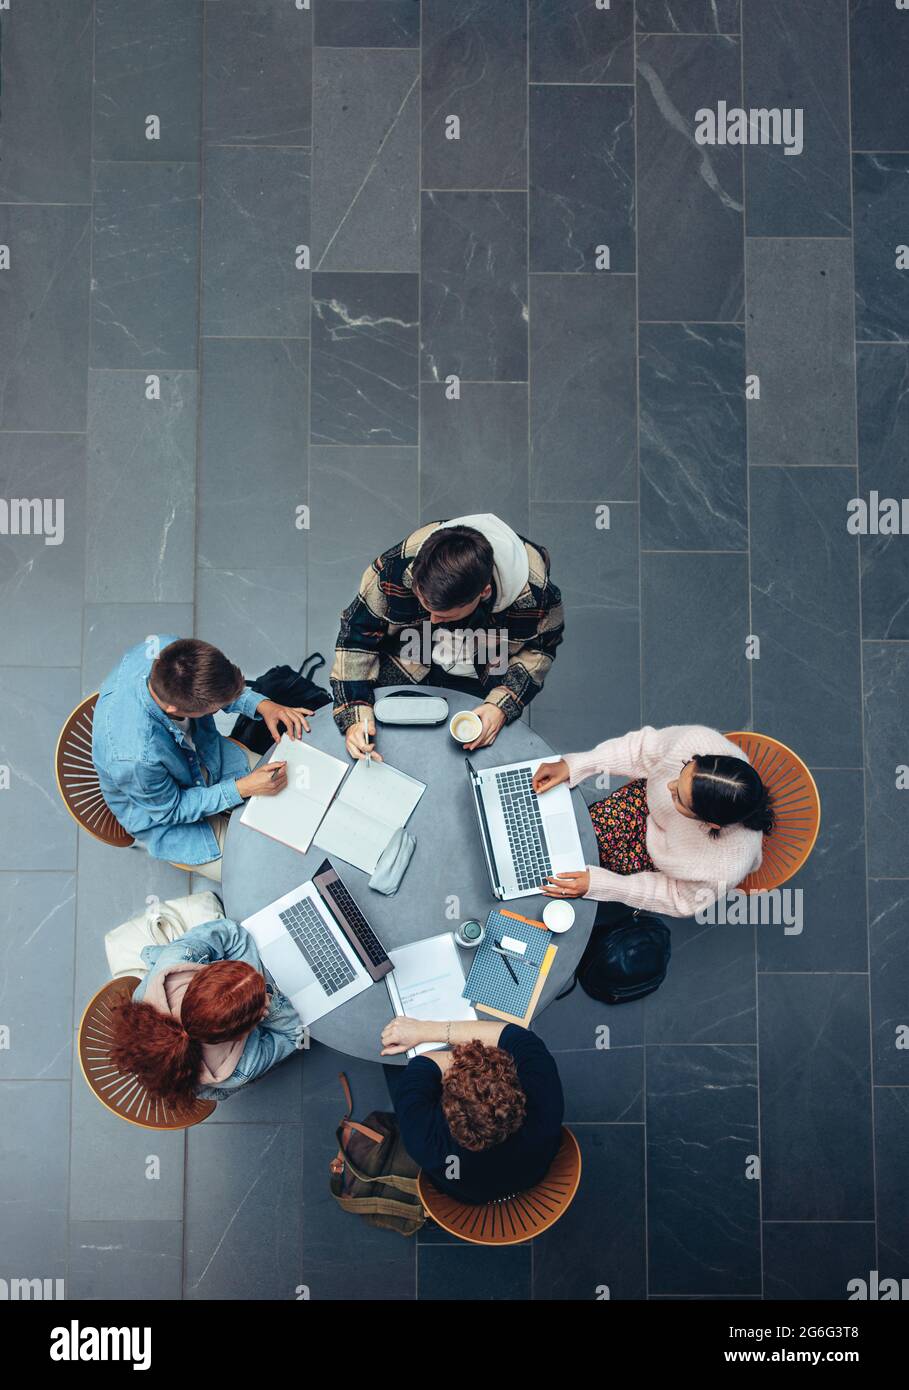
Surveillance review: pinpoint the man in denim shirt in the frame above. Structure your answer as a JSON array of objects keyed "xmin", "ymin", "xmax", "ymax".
[{"xmin": 92, "ymin": 636, "xmax": 312, "ymax": 879}]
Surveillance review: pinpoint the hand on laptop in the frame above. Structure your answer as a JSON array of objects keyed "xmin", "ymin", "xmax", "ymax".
[
  {"xmin": 463, "ymin": 703, "xmax": 506, "ymax": 750},
  {"xmin": 345, "ymin": 712, "xmax": 383, "ymax": 762},
  {"xmin": 532, "ymin": 758, "xmax": 569, "ymax": 795},
  {"xmin": 257, "ymin": 698, "xmax": 313, "ymax": 741},
  {"xmin": 237, "ymin": 761, "xmax": 288, "ymax": 798},
  {"xmin": 542, "ymin": 869, "xmax": 590, "ymax": 899}
]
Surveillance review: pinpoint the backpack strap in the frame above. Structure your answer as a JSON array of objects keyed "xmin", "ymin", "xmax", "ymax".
[
  {"xmin": 330, "ymin": 1073, "xmax": 385, "ymax": 1176},
  {"xmin": 298, "ymin": 651, "xmax": 326, "ymax": 680},
  {"xmin": 554, "ymin": 970, "xmax": 578, "ymax": 1003}
]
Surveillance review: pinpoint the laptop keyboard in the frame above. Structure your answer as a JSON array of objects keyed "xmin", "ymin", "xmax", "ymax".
[
  {"xmin": 322, "ymin": 877, "xmax": 390, "ymax": 969},
  {"xmin": 495, "ymin": 767, "xmax": 552, "ymax": 891},
  {"xmin": 278, "ymin": 897, "xmax": 357, "ymax": 995}
]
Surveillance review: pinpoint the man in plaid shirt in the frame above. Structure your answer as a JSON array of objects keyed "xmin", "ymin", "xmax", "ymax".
[{"xmin": 331, "ymin": 514, "xmax": 564, "ymax": 761}]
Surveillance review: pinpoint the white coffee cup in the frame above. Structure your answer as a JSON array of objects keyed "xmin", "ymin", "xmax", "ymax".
[
  {"xmin": 543, "ymin": 900, "xmax": 575, "ymax": 933},
  {"xmin": 449, "ymin": 710, "xmax": 483, "ymax": 744}
]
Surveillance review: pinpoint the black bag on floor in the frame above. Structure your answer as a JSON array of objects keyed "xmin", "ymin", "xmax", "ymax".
[
  {"xmin": 230, "ymin": 652, "xmax": 331, "ymax": 754},
  {"xmin": 557, "ymin": 909, "xmax": 671, "ymax": 1005}
]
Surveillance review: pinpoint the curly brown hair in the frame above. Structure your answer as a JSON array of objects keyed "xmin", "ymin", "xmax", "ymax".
[{"xmin": 441, "ymin": 1040, "xmax": 527, "ymax": 1152}]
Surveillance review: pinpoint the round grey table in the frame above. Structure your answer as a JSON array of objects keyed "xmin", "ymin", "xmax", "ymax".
[{"xmin": 222, "ymin": 687, "xmax": 598, "ymax": 1063}]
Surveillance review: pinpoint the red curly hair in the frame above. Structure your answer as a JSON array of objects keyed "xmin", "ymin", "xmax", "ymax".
[
  {"xmin": 441, "ymin": 1040, "xmax": 527, "ymax": 1151},
  {"xmin": 109, "ymin": 961, "xmax": 266, "ymax": 1106}
]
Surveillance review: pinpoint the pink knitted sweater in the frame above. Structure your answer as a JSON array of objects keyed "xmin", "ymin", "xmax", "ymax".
[{"xmin": 562, "ymin": 724, "xmax": 764, "ymax": 918}]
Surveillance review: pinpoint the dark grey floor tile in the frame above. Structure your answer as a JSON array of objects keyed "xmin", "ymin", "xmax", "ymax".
[
  {"xmin": 530, "ymin": 85, "xmax": 635, "ymax": 273},
  {"xmin": 74, "ymin": 834, "xmax": 195, "ymax": 1006},
  {"xmin": 0, "ymin": 873, "xmax": 75, "ymax": 1081},
  {"xmin": 196, "ymin": 567, "xmax": 308, "ymax": 679},
  {"xmin": 203, "ymin": 0, "xmax": 311, "ymax": 146},
  {"xmin": 862, "ymin": 642, "xmax": 909, "ymax": 879},
  {"xmin": 756, "ymin": 770, "xmax": 867, "ymax": 974},
  {"xmin": 533, "ymin": 499, "xmax": 638, "ymax": 611},
  {"xmin": 82, "ymin": 604, "xmax": 195, "ymax": 696},
  {"xmin": 763, "ymin": 1222, "xmax": 876, "ymax": 1301},
  {"xmin": 0, "ymin": 1080, "xmax": 69, "ymax": 1279},
  {"xmin": 647, "ymin": 1044, "xmax": 760, "ymax": 1295},
  {"xmin": 640, "ymin": 323, "xmax": 747, "ymax": 552},
  {"xmin": 94, "ymin": 0, "xmax": 202, "ymax": 162},
  {"xmin": 0, "ymin": 206, "xmax": 91, "ymax": 432},
  {"xmin": 642, "ymin": 551, "xmax": 749, "ymax": 730},
  {"xmin": 637, "ymin": 35, "xmax": 743, "ymax": 322},
  {"xmin": 746, "ymin": 238, "xmax": 856, "ymax": 468},
  {"xmin": 198, "ymin": 339, "xmax": 308, "ymax": 570},
  {"xmin": 0, "ymin": 668, "xmax": 80, "ymax": 872},
  {"xmin": 315, "ymin": 0, "xmax": 420, "ymax": 48},
  {"xmin": 853, "ymin": 154, "xmax": 909, "ymax": 343},
  {"xmin": 742, "ymin": 0, "xmax": 850, "ymax": 237},
  {"xmin": 0, "ymin": 0, "xmax": 92, "ymax": 204},
  {"xmin": 417, "ymin": 1243, "xmax": 531, "ymax": 1300},
  {"xmin": 421, "ymin": 0, "xmax": 526, "ymax": 190},
  {"xmin": 857, "ymin": 345, "xmax": 909, "ymax": 641},
  {"xmin": 750, "ymin": 468, "xmax": 863, "ymax": 770},
  {"xmin": 0, "ymin": 434, "xmax": 85, "ymax": 666},
  {"xmin": 185, "ymin": 1123, "xmax": 302, "ymax": 1300},
  {"xmin": 91, "ymin": 162, "xmax": 199, "ymax": 369},
  {"xmin": 530, "ymin": 274, "xmax": 637, "ymax": 500},
  {"xmin": 644, "ymin": 915, "xmax": 756, "ymax": 1045},
  {"xmin": 557, "ymin": 1047, "xmax": 644, "ymax": 1123},
  {"xmin": 532, "ymin": 605, "xmax": 641, "ymax": 755},
  {"xmin": 86, "ymin": 370, "xmax": 196, "ymax": 604},
  {"xmin": 531, "ymin": 0, "xmax": 634, "ymax": 83},
  {"xmin": 420, "ymin": 384, "xmax": 529, "ymax": 531},
  {"xmin": 308, "ymin": 445, "xmax": 419, "ymax": 662},
  {"xmin": 312, "ymin": 48, "xmax": 419, "ymax": 273},
  {"xmin": 201, "ymin": 146, "xmax": 310, "ymax": 338},
  {"xmin": 849, "ymin": 0, "xmax": 909, "ymax": 152},
  {"xmin": 875, "ymin": 1086, "xmax": 909, "ymax": 1276},
  {"xmin": 69, "ymin": 1064, "xmax": 185, "ymax": 1222},
  {"xmin": 637, "ymin": 0, "xmax": 740, "ymax": 32},
  {"xmin": 533, "ymin": 1124, "xmax": 646, "ymax": 1299},
  {"xmin": 758, "ymin": 973, "xmax": 874, "ymax": 1221},
  {"xmin": 301, "ymin": 1043, "xmax": 415, "ymax": 1299},
  {"xmin": 69, "ymin": 1220, "xmax": 183, "ymax": 1300},
  {"xmin": 421, "ymin": 191, "xmax": 527, "ymax": 383},
  {"xmin": 532, "ymin": 978, "xmax": 646, "ymax": 1052},
  {"xmin": 869, "ymin": 879, "xmax": 909, "ymax": 1088},
  {"xmin": 311, "ymin": 271, "xmax": 419, "ymax": 444}
]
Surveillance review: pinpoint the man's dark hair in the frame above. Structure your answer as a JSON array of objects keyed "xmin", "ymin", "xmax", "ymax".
[
  {"xmin": 410, "ymin": 525, "xmax": 495, "ymax": 611},
  {"xmin": 150, "ymin": 639, "xmax": 244, "ymax": 711}
]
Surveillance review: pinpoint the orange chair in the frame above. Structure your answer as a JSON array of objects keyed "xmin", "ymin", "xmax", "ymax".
[
  {"xmin": 417, "ymin": 1126, "xmax": 581, "ymax": 1245},
  {"xmin": 78, "ymin": 976, "xmax": 216, "ymax": 1129},
  {"xmin": 723, "ymin": 732, "xmax": 821, "ymax": 892},
  {"xmin": 55, "ymin": 693, "xmax": 134, "ymax": 846}
]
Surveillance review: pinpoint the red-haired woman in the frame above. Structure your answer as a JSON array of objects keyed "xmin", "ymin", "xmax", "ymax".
[
  {"xmin": 111, "ymin": 918, "xmax": 305, "ymax": 1104},
  {"xmin": 381, "ymin": 1018, "xmax": 564, "ymax": 1204}
]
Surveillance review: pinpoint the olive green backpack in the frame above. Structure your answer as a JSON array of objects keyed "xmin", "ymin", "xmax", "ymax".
[{"xmin": 329, "ymin": 1074, "xmax": 425, "ymax": 1237}]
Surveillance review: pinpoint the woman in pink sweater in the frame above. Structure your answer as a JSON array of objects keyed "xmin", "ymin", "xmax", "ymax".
[{"xmin": 532, "ymin": 724, "xmax": 773, "ymax": 918}]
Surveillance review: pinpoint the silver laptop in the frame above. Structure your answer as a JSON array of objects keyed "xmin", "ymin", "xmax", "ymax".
[
  {"xmin": 242, "ymin": 876, "xmax": 375, "ymax": 1027},
  {"xmin": 466, "ymin": 756, "xmax": 585, "ymax": 901}
]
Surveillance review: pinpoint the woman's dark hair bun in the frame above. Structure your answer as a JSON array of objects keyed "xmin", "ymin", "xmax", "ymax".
[{"xmin": 690, "ymin": 754, "xmax": 775, "ymax": 837}]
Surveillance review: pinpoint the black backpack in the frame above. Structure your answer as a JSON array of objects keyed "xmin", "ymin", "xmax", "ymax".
[
  {"xmin": 558, "ymin": 909, "xmax": 671, "ymax": 1005},
  {"xmin": 230, "ymin": 652, "xmax": 332, "ymax": 754}
]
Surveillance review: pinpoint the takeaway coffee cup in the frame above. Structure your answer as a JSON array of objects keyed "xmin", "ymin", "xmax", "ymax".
[{"xmin": 450, "ymin": 710, "xmax": 483, "ymax": 744}]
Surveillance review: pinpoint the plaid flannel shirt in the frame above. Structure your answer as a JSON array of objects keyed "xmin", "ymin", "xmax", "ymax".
[{"xmin": 331, "ymin": 521, "xmax": 564, "ymax": 733}]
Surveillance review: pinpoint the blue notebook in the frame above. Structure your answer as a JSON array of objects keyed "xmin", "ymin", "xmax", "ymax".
[{"xmin": 462, "ymin": 908, "xmax": 557, "ymax": 1026}]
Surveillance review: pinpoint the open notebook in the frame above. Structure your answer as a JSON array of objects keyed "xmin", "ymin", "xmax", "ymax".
[
  {"xmin": 313, "ymin": 757, "xmax": 425, "ymax": 874},
  {"xmin": 238, "ymin": 735, "xmax": 348, "ymax": 855}
]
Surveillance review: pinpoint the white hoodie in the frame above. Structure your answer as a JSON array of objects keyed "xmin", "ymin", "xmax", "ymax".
[{"xmin": 425, "ymin": 513, "xmax": 530, "ymax": 677}]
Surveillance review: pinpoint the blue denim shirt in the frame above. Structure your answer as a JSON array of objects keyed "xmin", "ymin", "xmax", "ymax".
[
  {"xmin": 92, "ymin": 635, "xmax": 263, "ymax": 865},
  {"xmin": 132, "ymin": 918, "xmax": 305, "ymax": 1101}
]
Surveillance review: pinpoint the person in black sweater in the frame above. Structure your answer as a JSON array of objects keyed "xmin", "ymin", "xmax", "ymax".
[{"xmin": 381, "ymin": 1017, "xmax": 564, "ymax": 1205}]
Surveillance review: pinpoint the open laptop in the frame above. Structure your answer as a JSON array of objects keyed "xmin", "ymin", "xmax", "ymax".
[
  {"xmin": 466, "ymin": 757, "xmax": 585, "ymax": 901},
  {"xmin": 241, "ymin": 859, "xmax": 392, "ymax": 1027}
]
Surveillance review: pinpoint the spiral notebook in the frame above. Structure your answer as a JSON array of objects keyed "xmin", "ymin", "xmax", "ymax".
[{"xmin": 461, "ymin": 907, "xmax": 557, "ymax": 1027}]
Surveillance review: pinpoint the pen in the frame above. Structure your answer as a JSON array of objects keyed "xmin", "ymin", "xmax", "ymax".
[
  {"xmin": 493, "ymin": 940, "xmax": 519, "ymax": 985},
  {"xmin": 362, "ymin": 714, "xmax": 371, "ymax": 767}
]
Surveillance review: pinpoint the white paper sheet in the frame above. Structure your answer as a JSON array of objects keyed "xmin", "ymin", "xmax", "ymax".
[
  {"xmin": 313, "ymin": 757, "xmax": 425, "ymax": 874},
  {"xmin": 386, "ymin": 932, "xmax": 477, "ymax": 1057}
]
